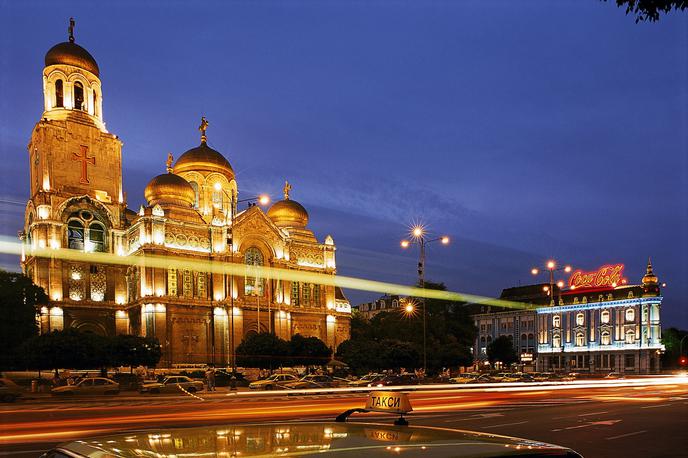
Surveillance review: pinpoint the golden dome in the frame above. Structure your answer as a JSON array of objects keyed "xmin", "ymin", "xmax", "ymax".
[
  {"xmin": 173, "ymin": 142, "xmax": 234, "ymax": 180},
  {"xmin": 144, "ymin": 173, "xmax": 195, "ymax": 208},
  {"xmin": 267, "ymin": 181, "xmax": 308, "ymax": 228},
  {"xmin": 45, "ymin": 42, "xmax": 100, "ymax": 77},
  {"xmin": 642, "ymin": 258, "xmax": 658, "ymax": 285}
]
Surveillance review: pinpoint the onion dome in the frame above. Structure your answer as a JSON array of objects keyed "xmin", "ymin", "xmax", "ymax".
[
  {"xmin": 267, "ymin": 180, "xmax": 309, "ymax": 228},
  {"xmin": 44, "ymin": 19, "xmax": 99, "ymax": 76},
  {"xmin": 642, "ymin": 258, "xmax": 658, "ymax": 285},
  {"xmin": 144, "ymin": 161, "xmax": 195, "ymax": 208},
  {"xmin": 172, "ymin": 117, "xmax": 234, "ymax": 180}
]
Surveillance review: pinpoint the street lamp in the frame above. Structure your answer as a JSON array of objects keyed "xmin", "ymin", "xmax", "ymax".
[
  {"xmin": 400, "ymin": 225, "xmax": 450, "ymax": 373},
  {"xmin": 214, "ymin": 184, "xmax": 270, "ymax": 371},
  {"xmin": 531, "ymin": 260, "xmax": 572, "ymax": 306}
]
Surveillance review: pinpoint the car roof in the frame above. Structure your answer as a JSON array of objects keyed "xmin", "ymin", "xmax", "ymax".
[{"xmin": 50, "ymin": 421, "xmax": 579, "ymax": 457}]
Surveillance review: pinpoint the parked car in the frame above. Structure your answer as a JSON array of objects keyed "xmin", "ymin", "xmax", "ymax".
[
  {"xmin": 51, "ymin": 377, "xmax": 120, "ymax": 396},
  {"xmin": 140, "ymin": 376, "xmax": 204, "ymax": 394},
  {"xmin": 500, "ymin": 373, "xmax": 534, "ymax": 383},
  {"xmin": 375, "ymin": 373, "xmax": 420, "ymax": 387},
  {"xmin": 0, "ymin": 378, "xmax": 23, "ymax": 402},
  {"xmin": 347, "ymin": 373, "xmax": 384, "ymax": 387},
  {"xmin": 603, "ymin": 372, "xmax": 624, "ymax": 380},
  {"xmin": 282, "ymin": 374, "xmax": 339, "ymax": 389},
  {"xmin": 449, "ymin": 373, "xmax": 482, "ymax": 384},
  {"xmin": 248, "ymin": 373, "xmax": 299, "ymax": 390},
  {"xmin": 112, "ymin": 373, "xmax": 141, "ymax": 391}
]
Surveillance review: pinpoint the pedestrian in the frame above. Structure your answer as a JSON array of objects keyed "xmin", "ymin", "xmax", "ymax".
[{"xmin": 206, "ymin": 366, "xmax": 216, "ymax": 391}]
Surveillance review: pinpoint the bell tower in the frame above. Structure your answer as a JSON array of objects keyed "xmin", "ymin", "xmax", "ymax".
[{"xmin": 23, "ymin": 19, "xmax": 127, "ymax": 304}]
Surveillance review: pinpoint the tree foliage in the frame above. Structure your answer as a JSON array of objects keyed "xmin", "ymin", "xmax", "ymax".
[
  {"xmin": 235, "ymin": 332, "xmax": 289, "ymax": 369},
  {"xmin": 487, "ymin": 335, "xmax": 518, "ymax": 366},
  {"xmin": 338, "ymin": 282, "xmax": 477, "ymax": 374},
  {"xmin": 0, "ymin": 270, "xmax": 48, "ymax": 355},
  {"xmin": 605, "ymin": 0, "xmax": 687, "ymax": 22},
  {"xmin": 288, "ymin": 334, "xmax": 332, "ymax": 366},
  {"xmin": 11, "ymin": 330, "xmax": 161, "ymax": 371},
  {"xmin": 661, "ymin": 327, "xmax": 688, "ymax": 368}
]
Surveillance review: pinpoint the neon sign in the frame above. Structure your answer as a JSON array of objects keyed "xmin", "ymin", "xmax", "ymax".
[{"xmin": 568, "ymin": 264, "xmax": 624, "ymax": 290}]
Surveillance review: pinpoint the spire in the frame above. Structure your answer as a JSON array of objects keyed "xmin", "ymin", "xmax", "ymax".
[
  {"xmin": 283, "ymin": 180, "xmax": 292, "ymax": 200},
  {"xmin": 68, "ymin": 17, "xmax": 75, "ymax": 43},
  {"xmin": 646, "ymin": 257, "xmax": 654, "ymax": 275},
  {"xmin": 642, "ymin": 257, "xmax": 658, "ymax": 286},
  {"xmin": 199, "ymin": 116, "xmax": 209, "ymax": 144},
  {"xmin": 166, "ymin": 152, "xmax": 174, "ymax": 173}
]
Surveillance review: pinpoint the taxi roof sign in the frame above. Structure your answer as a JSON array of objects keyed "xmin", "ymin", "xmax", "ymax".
[
  {"xmin": 336, "ymin": 391, "xmax": 413, "ymax": 425},
  {"xmin": 365, "ymin": 391, "xmax": 413, "ymax": 415}
]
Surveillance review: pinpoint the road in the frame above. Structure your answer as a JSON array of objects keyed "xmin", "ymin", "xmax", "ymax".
[{"xmin": 1, "ymin": 377, "xmax": 687, "ymax": 457}]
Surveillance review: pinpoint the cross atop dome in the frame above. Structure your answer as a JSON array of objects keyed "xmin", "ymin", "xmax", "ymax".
[
  {"xmin": 68, "ymin": 17, "xmax": 75, "ymax": 43},
  {"xmin": 283, "ymin": 180, "xmax": 292, "ymax": 200},
  {"xmin": 199, "ymin": 116, "xmax": 209, "ymax": 144}
]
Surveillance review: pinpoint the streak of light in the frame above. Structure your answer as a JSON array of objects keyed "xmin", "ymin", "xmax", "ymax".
[{"xmin": 0, "ymin": 237, "xmax": 526, "ymax": 309}]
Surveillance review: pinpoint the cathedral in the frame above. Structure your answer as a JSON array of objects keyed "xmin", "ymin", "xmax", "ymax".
[{"xmin": 20, "ymin": 21, "xmax": 351, "ymax": 367}]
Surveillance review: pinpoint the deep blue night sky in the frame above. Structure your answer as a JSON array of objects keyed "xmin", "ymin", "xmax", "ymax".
[{"xmin": 1, "ymin": 1, "xmax": 686, "ymax": 328}]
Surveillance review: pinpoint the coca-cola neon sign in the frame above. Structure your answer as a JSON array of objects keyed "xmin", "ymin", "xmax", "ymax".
[{"xmin": 568, "ymin": 264, "xmax": 625, "ymax": 290}]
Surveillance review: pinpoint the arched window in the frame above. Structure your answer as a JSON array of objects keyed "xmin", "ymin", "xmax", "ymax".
[
  {"xmin": 212, "ymin": 189, "xmax": 222, "ymax": 208},
  {"xmin": 67, "ymin": 220, "xmax": 84, "ymax": 250},
  {"xmin": 625, "ymin": 308, "xmax": 635, "ymax": 322},
  {"xmin": 553, "ymin": 315, "xmax": 561, "ymax": 328},
  {"xmin": 55, "ymin": 79, "xmax": 64, "ymax": 107},
  {"xmin": 93, "ymin": 90, "xmax": 98, "ymax": 116},
  {"xmin": 576, "ymin": 313, "xmax": 584, "ymax": 326},
  {"xmin": 625, "ymin": 329, "xmax": 636, "ymax": 344},
  {"xmin": 291, "ymin": 281, "xmax": 300, "ymax": 307},
  {"xmin": 601, "ymin": 310, "xmax": 610, "ymax": 323},
  {"xmin": 552, "ymin": 334, "xmax": 561, "ymax": 348},
  {"xmin": 313, "ymin": 284, "xmax": 321, "ymax": 306},
  {"xmin": 74, "ymin": 81, "xmax": 85, "ymax": 110},
  {"xmin": 189, "ymin": 181, "xmax": 199, "ymax": 208},
  {"xmin": 601, "ymin": 330, "xmax": 611, "ymax": 345},
  {"xmin": 303, "ymin": 283, "xmax": 311, "ymax": 305},
  {"xmin": 244, "ymin": 247, "xmax": 264, "ymax": 296},
  {"xmin": 88, "ymin": 222, "xmax": 105, "ymax": 252},
  {"xmin": 575, "ymin": 332, "xmax": 585, "ymax": 347}
]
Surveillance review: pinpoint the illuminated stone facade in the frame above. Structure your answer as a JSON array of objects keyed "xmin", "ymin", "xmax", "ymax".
[
  {"xmin": 472, "ymin": 262, "xmax": 664, "ymax": 374},
  {"xmin": 21, "ymin": 24, "xmax": 351, "ymax": 366}
]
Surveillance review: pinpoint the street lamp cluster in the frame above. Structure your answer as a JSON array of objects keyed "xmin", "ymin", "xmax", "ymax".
[
  {"xmin": 400, "ymin": 225, "xmax": 450, "ymax": 373},
  {"xmin": 531, "ymin": 260, "xmax": 572, "ymax": 305}
]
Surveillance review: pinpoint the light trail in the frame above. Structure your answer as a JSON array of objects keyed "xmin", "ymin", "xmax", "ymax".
[
  {"xmin": 1, "ymin": 378, "xmax": 686, "ymax": 445},
  {"xmin": 0, "ymin": 237, "xmax": 527, "ymax": 309}
]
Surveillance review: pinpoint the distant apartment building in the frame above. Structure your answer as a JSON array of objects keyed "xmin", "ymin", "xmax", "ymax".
[{"xmin": 354, "ymin": 294, "xmax": 405, "ymax": 320}]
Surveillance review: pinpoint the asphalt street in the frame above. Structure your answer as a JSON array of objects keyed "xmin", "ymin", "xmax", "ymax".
[{"xmin": 1, "ymin": 379, "xmax": 686, "ymax": 457}]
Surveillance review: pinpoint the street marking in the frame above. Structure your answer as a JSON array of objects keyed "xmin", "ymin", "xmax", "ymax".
[
  {"xmin": 443, "ymin": 413, "xmax": 504, "ymax": 422},
  {"xmin": 578, "ymin": 411, "xmax": 609, "ymax": 417},
  {"xmin": 482, "ymin": 421, "xmax": 528, "ymax": 428},
  {"xmin": 606, "ymin": 430, "xmax": 647, "ymax": 440},
  {"xmin": 640, "ymin": 403, "xmax": 673, "ymax": 409},
  {"xmin": 552, "ymin": 419, "xmax": 621, "ymax": 431}
]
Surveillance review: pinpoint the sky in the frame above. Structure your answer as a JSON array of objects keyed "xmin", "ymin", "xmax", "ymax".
[{"xmin": 1, "ymin": 1, "xmax": 686, "ymax": 328}]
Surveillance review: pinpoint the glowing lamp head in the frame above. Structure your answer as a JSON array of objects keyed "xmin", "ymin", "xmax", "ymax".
[
  {"xmin": 611, "ymin": 282, "xmax": 617, "ymax": 288},
  {"xmin": 214, "ymin": 182, "xmax": 222, "ymax": 191},
  {"xmin": 547, "ymin": 260, "xmax": 556, "ymax": 270},
  {"xmin": 661, "ymin": 282, "xmax": 667, "ymax": 288},
  {"xmin": 441, "ymin": 236, "xmax": 450, "ymax": 245},
  {"xmin": 400, "ymin": 240, "xmax": 410, "ymax": 248},
  {"xmin": 557, "ymin": 281, "xmax": 564, "ymax": 288},
  {"xmin": 258, "ymin": 195, "xmax": 270, "ymax": 206},
  {"xmin": 412, "ymin": 226, "xmax": 424, "ymax": 238},
  {"xmin": 404, "ymin": 303, "xmax": 415, "ymax": 313},
  {"xmin": 564, "ymin": 265, "xmax": 572, "ymax": 273},
  {"xmin": 543, "ymin": 286, "xmax": 550, "ymax": 292},
  {"xmin": 531, "ymin": 268, "xmax": 539, "ymax": 275}
]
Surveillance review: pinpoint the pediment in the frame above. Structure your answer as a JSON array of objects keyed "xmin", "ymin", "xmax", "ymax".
[{"xmin": 233, "ymin": 207, "xmax": 284, "ymax": 240}]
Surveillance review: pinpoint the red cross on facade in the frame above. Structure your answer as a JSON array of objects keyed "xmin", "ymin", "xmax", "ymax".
[{"xmin": 72, "ymin": 145, "xmax": 95, "ymax": 184}]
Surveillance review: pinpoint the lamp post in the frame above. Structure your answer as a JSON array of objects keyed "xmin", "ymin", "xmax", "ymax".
[
  {"xmin": 680, "ymin": 335, "xmax": 688, "ymax": 363},
  {"xmin": 530, "ymin": 260, "xmax": 572, "ymax": 306},
  {"xmin": 401, "ymin": 225, "xmax": 450, "ymax": 374},
  {"xmin": 214, "ymin": 182, "xmax": 270, "ymax": 371}
]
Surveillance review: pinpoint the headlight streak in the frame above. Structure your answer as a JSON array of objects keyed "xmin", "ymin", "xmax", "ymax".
[{"xmin": 0, "ymin": 238, "xmax": 526, "ymax": 310}]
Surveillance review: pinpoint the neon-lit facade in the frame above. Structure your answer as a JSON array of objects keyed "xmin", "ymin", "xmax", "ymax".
[{"xmin": 536, "ymin": 260, "xmax": 663, "ymax": 374}]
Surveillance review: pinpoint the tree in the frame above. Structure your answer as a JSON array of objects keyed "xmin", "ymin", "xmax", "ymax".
[
  {"xmin": 379, "ymin": 340, "xmax": 420, "ymax": 371},
  {"xmin": 235, "ymin": 332, "xmax": 289, "ymax": 369},
  {"xmin": 661, "ymin": 328, "xmax": 688, "ymax": 369},
  {"xmin": 336, "ymin": 338, "xmax": 383, "ymax": 375},
  {"xmin": 288, "ymin": 334, "xmax": 332, "ymax": 367},
  {"xmin": 0, "ymin": 270, "xmax": 48, "ymax": 369},
  {"xmin": 605, "ymin": 0, "xmax": 687, "ymax": 22},
  {"xmin": 487, "ymin": 335, "xmax": 518, "ymax": 366},
  {"xmin": 111, "ymin": 334, "xmax": 162, "ymax": 369},
  {"xmin": 18, "ymin": 329, "xmax": 110, "ymax": 371}
]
